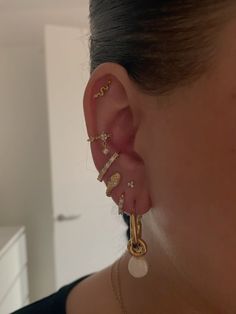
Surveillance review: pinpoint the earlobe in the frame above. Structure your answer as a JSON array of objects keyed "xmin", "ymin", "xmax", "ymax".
[{"xmin": 83, "ymin": 63, "xmax": 152, "ymax": 216}]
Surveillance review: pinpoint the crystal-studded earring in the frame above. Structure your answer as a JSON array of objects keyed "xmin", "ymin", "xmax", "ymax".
[
  {"xmin": 87, "ymin": 131, "xmax": 111, "ymax": 155},
  {"xmin": 128, "ymin": 180, "xmax": 135, "ymax": 188}
]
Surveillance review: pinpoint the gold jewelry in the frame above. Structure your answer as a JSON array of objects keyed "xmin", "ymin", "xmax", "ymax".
[
  {"xmin": 106, "ymin": 172, "xmax": 121, "ymax": 196},
  {"xmin": 87, "ymin": 131, "xmax": 111, "ymax": 155},
  {"xmin": 118, "ymin": 193, "xmax": 125, "ymax": 214},
  {"xmin": 110, "ymin": 214, "xmax": 147, "ymax": 314},
  {"xmin": 110, "ymin": 254, "xmax": 127, "ymax": 314},
  {"xmin": 127, "ymin": 181, "xmax": 134, "ymax": 188},
  {"xmin": 94, "ymin": 80, "xmax": 112, "ymax": 98},
  {"xmin": 87, "ymin": 131, "xmax": 111, "ymax": 143},
  {"xmin": 127, "ymin": 212, "xmax": 148, "ymax": 278},
  {"xmin": 97, "ymin": 152, "xmax": 120, "ymax": 181}
]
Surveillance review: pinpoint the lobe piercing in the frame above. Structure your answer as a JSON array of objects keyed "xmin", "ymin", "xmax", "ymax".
[
  {"xmin": 87, "ymin": 131, "xmax": 111, "ymax": 155},
  {"xmin": 94, "ymin": 80, "xmax": 112, "ymax": 99}
]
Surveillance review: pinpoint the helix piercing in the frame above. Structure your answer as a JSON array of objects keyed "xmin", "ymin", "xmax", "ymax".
[
  {"xmin": 94, "ymin": 80, "xmax": 112, "ymax": 99},
  {"xmin": 127, "ymin": 213, "xmax": 148, "ymax": 278},
  {"xmin": 87, "ymin": 131, "xmax": 111, "ymax": 155}
]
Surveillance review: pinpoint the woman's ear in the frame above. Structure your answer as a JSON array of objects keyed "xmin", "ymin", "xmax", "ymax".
[{"xmin": 83, "ymin": 62, "xmax": 152, "ymax": 215}]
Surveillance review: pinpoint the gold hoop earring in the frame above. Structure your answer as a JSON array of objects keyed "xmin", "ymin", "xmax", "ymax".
[{"xmin": 127, "ymin": 212, "xmax": 148, "ymax": 278}]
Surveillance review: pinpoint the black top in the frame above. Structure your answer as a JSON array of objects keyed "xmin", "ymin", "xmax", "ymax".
[{"xmin": 12, "ymin": 273, "xmax": 93, "ymax": 314}]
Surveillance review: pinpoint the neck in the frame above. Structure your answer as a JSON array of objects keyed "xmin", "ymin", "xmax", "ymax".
[{"xmin": 118, "ymin": 212, "xmax": 220, "ymax": 314}]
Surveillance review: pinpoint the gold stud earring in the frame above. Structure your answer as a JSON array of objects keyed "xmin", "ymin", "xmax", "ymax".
[
  {"xmin": 97, "ymin": 152, "xmax": 120, "ymax": 181},
  {"xmin": 87, "ymin": 131, "xmax": 111, "ymax": 155},
  {"xmin": 128, "ymin": 180, "xmax": 135, "ymax": 188},
  {"xmin": 106, "ymin": 172, "xmax": 121, "ymax": 197},
  {"xmin": 118, "ymin": 193, "xmax": 125, "ymax": 214},
  {"xmin": 99, "ymin": 132, "xmax": 111, "ymax": 155},
  {"xmin": 94, "ymin": 80, "xmax": 112, "ymax": 99}
]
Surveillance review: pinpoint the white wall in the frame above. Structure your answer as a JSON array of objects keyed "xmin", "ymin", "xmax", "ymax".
[
  {"xmin": 0, "ymin": 45, "xmax": 55, "ymax": 301},
  {"xmin": 0, "ymin": 1, "xmax": 89, "ymax": 302},
  {"xmin": 0, "ymin": 7, "xmax": 89, "ymax": 46}
]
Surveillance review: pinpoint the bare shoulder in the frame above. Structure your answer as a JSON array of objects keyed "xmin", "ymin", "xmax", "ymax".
[{"xmin": 66, "ymin": 263, "xmax": 120, "ymax": 314}]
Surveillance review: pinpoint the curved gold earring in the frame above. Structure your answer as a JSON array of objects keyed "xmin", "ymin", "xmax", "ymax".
[
  {"xmin": 128, "ymin": 180, "xmax": 135, "ymax": 188},
  {"xmin": 106, "ymin": 172, "xmax": 121, "ymax": 196},
  {"xmin": 87, "ymin": 131, "xmax": 111, "ymax": 155},
  {"xmin": 94, "ymin": 80, "xmax": 112, "ymax": 98}
]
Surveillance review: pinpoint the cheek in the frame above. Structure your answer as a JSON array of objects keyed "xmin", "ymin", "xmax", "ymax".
[
  {"xmin": 142, "ymin": 96, "xmax": 236, "ymax": 304},
  {"xmin": 144, "ymin": 95, "xmax": 236, "ymax": 230}
]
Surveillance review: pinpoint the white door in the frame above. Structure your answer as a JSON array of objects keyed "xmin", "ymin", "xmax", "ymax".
[{"xmin": 44, "ymin": 25, "xmax": 127, "ymax": 288}]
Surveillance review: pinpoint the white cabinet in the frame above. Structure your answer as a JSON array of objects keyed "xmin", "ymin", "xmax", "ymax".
[{"xmin": 0, "ymin": 227, "xmax": 29, "ymax": 314}]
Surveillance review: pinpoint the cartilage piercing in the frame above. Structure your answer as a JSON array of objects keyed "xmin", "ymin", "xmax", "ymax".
[
  {"xmin": 127, "ymin": 213, "xmax": 148, "ymax": 278},
  {"xmin": 106, "ymin": 172, "xmax": 121, "ymax": 197},
  {"xmin": 97, "ymin": 152, "xmax": 120, "ymax": 182},
  {"xmin": 118, "ymin": 193, "xmax": 125, "ymax": 215},
  {"xmin": 94, "ymin": 80, "xmax": 112, "ymax": 98},
  {"xmin": 87, "ymin": 131, "xmax": 111, "ymax": 155}
]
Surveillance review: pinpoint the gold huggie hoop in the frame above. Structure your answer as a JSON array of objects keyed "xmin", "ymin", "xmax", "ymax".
[
  {"xmin": 127, "ymin": 212, "xmax": 149, "ymax": 278},
  {"xmin": 97, "ymin": 152, "xmax": 120, "ymax": 181},
  {"xmin": 94, "ymin": 80, "xmax": 112, "ymax": 98},
  {"xmin": 127, "ymin": 213, "xmax": 147, "ymax": 257}
]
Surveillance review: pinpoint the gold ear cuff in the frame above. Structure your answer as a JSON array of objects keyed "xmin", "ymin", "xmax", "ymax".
[
  {"xmin": 87, "ymin": 131, "xmax": 111, "ymax": 155},
  {"xmin": 94, "ymin": 80, "xmax": 112, "ymax": 98},
  {"xmin": 87, "ymin": 131, "xmax": 111, "ymax": 143},
  {"xmin": 97, "ymin": 152, "xmax": 120, "ymax": 181}
]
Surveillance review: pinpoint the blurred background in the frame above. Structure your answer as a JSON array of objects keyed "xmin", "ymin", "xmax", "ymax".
[{"xmin": 0, "ymin": 0, "xmax": 127, "ymax": 312}]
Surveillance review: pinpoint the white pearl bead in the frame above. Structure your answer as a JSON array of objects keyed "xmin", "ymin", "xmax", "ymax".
[{"xmin": 128, "ymin": 255, "xmax": 148, "ymax": 278}]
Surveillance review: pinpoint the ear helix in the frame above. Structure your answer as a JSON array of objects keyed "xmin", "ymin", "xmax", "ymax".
[{"xmin": 87, "ymin": 79, "xmax": 149, "ymax": 278}]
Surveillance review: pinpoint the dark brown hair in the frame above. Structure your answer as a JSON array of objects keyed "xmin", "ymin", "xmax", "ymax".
[
  {"xmin": 89, "ymin": 1, "xmax": 235, "ymax": 96},
  {"xmin": 88, "ymin": 1, "xmax": 236, "ymax": 240}
]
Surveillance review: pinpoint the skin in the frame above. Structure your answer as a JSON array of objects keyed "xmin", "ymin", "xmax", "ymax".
[{"xmin": 67, "ymin": 16, "xmax": 236, "ymax": 314}]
